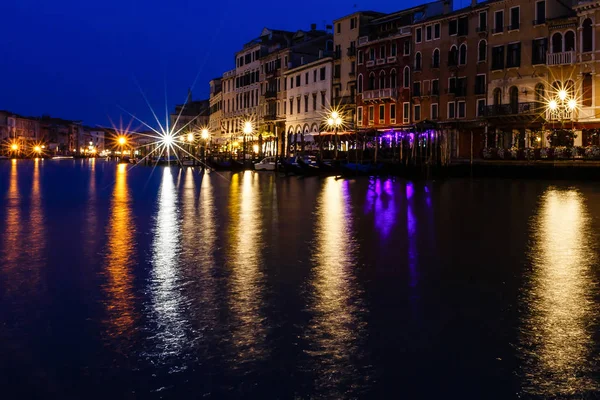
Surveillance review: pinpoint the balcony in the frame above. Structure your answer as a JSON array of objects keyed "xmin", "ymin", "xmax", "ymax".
[
  {"xmin": 334, "ymin": 96, "xmax": 354, "ymax": 106},
  {"xmin": 476, "ymin": 26, "xmax": 488, "ymax": 34},
  {"xmin": 376, "ymin": 58, "xmax": 386, "ymax": 65},
  {"xmin": 263, "ymin": 112, "xmax": 277, "ymax": 121},
  {"xmin": 387, "ymin": 56, "xmax": 397, "ymax": 63},
  {"xmin": 546, "ymin": 51, "xmax": 575, "ymax": 66},
  {"xmin": 363, "ymin": 88, "xmax": 398, "ymax": 101},
  {"xmin": 484, "ymin": 102, "xmax": 541, "ymax": 117}
]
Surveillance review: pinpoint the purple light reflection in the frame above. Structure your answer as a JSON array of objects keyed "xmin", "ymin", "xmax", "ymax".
[{"xmin": 364, "ymin": 178, "xmax": 397, "ymax": 239}]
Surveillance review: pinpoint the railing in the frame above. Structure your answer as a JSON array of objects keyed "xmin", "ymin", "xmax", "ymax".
[
  {"xmin": 376, "ymin": 58, "xmax": 386, "ymax": 65},
  {"xmin": 476, "ymin": 26, "xmax": 487, "ymax": 33},
  {"xmin": 484, "ymin": 102, "xmax": 541, "ymax": 117},
  {"xmin": 334, "ymin": 96, "xmax": 354, "ymax": 106},
  {"xmin": 263, "ymin": 112, "xmax": 277, "ymax": 121},
  {"xmin": 387, "ymin": 56, "xmax": 397, "ymax": 63},
  {"xmin": 358, "ymin": 36, "xmax": 369, "ymax": 45},
  {"xmin": 363, "ymin": 88, "xmax": 398, "ymax": 101},
  {"xmin": 546, "ymin": 51, "xmax": 575, "ymax": 66},
  {"xmin": 509, "ymin": 22, "xmax": 520, "ymax": 31}
]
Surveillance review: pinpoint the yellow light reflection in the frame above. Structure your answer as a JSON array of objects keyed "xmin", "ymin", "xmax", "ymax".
[
  {"xmin": 104, "ymin": 163, "xmax": 136, "ymax": 337},
  {"xmin": 227, "ymin": 171, "xmax": 266, "ymax": 361},
  {"xmin": 1, "ymin": 160, "xmax": 22, "ymax": 294},
  {"xmin": 308, "ymin": 178, "xmax": 365, "ymax": 388},
  {"xmin": 25, "ymin": 159, "xmax": 45, "ymax": 275},
  {"xmin": 521, "ymin": 188, "xmax": 599, "ymax": 397}
]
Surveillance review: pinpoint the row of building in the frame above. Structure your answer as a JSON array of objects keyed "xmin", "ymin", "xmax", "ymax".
[{"xmin": 172, "ymin": 0, "xmax": 600, "ymax": 159}]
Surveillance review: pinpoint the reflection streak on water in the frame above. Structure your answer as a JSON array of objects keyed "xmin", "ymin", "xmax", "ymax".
[
  {"xmin": 364, "ymin": 178, "xmax": 396, "ymax": 239},
  {"xmin": 1, "ymin": 160, "xmax": 22, "ymax": 293},
  {"xmin": 104, "ymin": 163, "xmax": 136, "ymax": 338},
  {"xmin": 149, "ymin": 167, "xmax": 188, "ymax": 359},
  {"xmin": 406, "ymin": 183, "xmax": 418, "ymax": 288},
  {"xmin": 227, "ymin": 171, "xmax": 265, "ymax": 362},
  {"xmin": 309, "ymin": 178, "xmax": 365, "ymax": 387},
  {"xmin": 522, "ymin": 188, "xmax": 599, "ymax": 396}
]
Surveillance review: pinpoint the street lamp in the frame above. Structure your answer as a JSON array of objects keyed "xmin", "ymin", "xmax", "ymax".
[
  {"xmin": 326, "ymin": 110, "xmax": 344, "ymax": 160},
  {"xmin": 242, "ymin": 121, "xmax": 254, "ymax": 162},
  {"xmin": 200, "ymin": 128, "xmax": 210, "ymax": 167}
]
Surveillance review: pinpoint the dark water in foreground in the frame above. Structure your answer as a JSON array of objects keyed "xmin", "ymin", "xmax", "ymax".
[{"xmin": 1, "ymin": 159, "xmax": 599, "ymax": 399}]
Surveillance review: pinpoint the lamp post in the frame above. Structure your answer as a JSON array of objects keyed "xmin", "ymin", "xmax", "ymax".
[
  {"xmin": 546, "ymin": 88, "xmax": 579, "ymax": 147},
  {"xmin": 242, "ymin": 121, "xmax": 254, "ymax": 164},
  {"xmin": 201, "ymin": 128, "xmax": 209, "ymax": 167},
  {"xmin": 326, "ymin": 110, "xmax": 343, "ymax": 161},
  {"xmin": 117, "ymin": 136, "xmax": 127, "ymax": 161}
]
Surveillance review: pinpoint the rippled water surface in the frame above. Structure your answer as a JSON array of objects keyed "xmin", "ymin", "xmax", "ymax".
[{"xmin": 1, "ymin": 159, "xmax": 599, "ymax": 399}]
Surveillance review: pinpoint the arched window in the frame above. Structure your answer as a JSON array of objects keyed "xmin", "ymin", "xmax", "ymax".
[
  {"xmin": 583, "ymin": 18, "xmax": 593, "ymax": 52},
  {"xmin": 535, "ymin": 83, "xmax": 545, "ymax": 104},
  {"xmin": 379, "ymin": 70, "xmax": 386, "ymax": 89},
  {"xmin": 358, "ymin": 74, "xmax": 363, "ymax": 93},
  {"xmin": 390, "ymin": 69, "xmax": 397, "ymax": 88},
  {"xmin": 368, "ymin": 72, "xmax": 375, "ymax": 90},
  {"xmin": 509, "ymin": 86, "xmax": 519, "ymax": 113},
  {"xmin": 459, "ymin": 43, "xmax": 467, "ymax": 65},
  {"xmin": 449, "ymin": 45, "xmax": 458, "ymax": 66},
  {"xmin": 432, "ymin": 49, "xmax": 440, "ymax": 68},
  {"xmin": 415, "ymin": 52, "xmax": 422, "ymax": 70},
  {"xmin": 403, "ymin": 66, "xmax": 410, "ymax": 88},
  {"xmin": 565, "ymin": 31, "xmax": 575, "ymax": 51},
  {"xmin": 478, "ymin": 40, "xmax": 487, "ymax": 62},
  {"xmin": 552, "ymin": 32, "xmax": 563, "ymax": 53},
  {"xmin": 493, "ymin": 87, "xmax": 502, "ymax": 106}
]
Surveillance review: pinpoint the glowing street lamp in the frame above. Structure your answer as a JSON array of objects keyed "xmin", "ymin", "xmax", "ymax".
[
  {"xmin": 241, "ymin": 121, "xmax": 254, "ymax": 161},
  {"xmin": 326, "ymin": 110, "xmax": 344, "ymax": 160},
  {"xmin": 11, "ymin": 143, "xmax": 18, "ymax": 151},
  {"xmin": 34, "ymin": 145, "xmax": 42, "ymax": 153},
  {"xmin": 118, "ymin": 136, "xmax": 127, "ymax": 146},
  {"xmin": 548, "ymin": 100, "xmax": 558, "ymax": 111},
  {"xmin": 187, "ymin": 132, "xmax": 195, "ymax": 143},
  {"xmin": 558, "ymin": 89, "xmax": 567, "ymax": 101},
  {"xmin": 201, "ymin": 128, "xmax": 209, "ymax": 140},
  {"xmin": 568, "ymin": 99, "xmax": 577, "ymax": 111}
]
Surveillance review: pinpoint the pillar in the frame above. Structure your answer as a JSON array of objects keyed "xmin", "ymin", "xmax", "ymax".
[{"xmin": 574, "ymin": 130, "xmax": 583, "ymax": 147}]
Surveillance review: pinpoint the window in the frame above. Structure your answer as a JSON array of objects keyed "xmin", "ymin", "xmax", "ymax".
[
  {"xmin": 448, "ymin": 77, "xmax": 456, "ymax": 94},
  {"xmin": 431, "ymin": 103, "xmax": 439, "ymax": 120},
  {"xmin": 290, "ymin": 77, "xmax": 294, "ymax": 89},
  {"xmin": 403, "ymin": 67, "xmax": 410, "ymax": 88},
  {"xmin": 565, "ymin": 31, "xmax": 575, "ymax": 51},
  {"xmin": 509, "ymin": 86, "xmax": 519, "ymax": 113},
  {"xmin": 535, "ymin": 1, "xmax": 546, "ymax": 24},
  {"xmin": 506, "ymin": 42, "xmax": 521, "ymax": 67},
  {"xmin": 334, "ymin": 64, "xmax": 341, "ymax": 79},
  {"xmin": 551, "ymin": 32, "xmax": 563, "ymax": 53},
  {"xmin": 336, "ymin": 23, "xmax": 341, "ymax": 34},
  {"xmin": 432, "ymin": 49, "xmax": 440, "ymax": 67},
  {"xmin": 449, "ymin": 19, "xmax": 457, "ymax": 36},
  {"xmin": 583, "ymin": 74, "xmax": 593, "ymax": 107},
  {"xmin": 379, "ymin": 104, "xmax": 385, "ymax": 121},
  {"xmin": 457, "ymin": 17, "xmax": 468, "ymax": 36},
  {"xmin": 413, "ymin": 81, "xmax": 421, "ymax": 96},
  {"xmin": 492, "ymin": 46, "xmax": 505, "ymax": 70},
  {"xmin": 357, "ymin": 106, "xmax": 363, "ymax": 125},
  {"xmin": 457, "ymin": 101, "xmax": 466, "ymax": 118},
  {"xmin": 403, "ymin": 41, "xmax": 410, "ymax": 55},
  {"xmin": 478, "ymin": 11, "xmax": 487, "ymax": 31},
  {"xmin": 432, "ymin": 79, "xmax": 439, "ymax": 95},
  {"xmin": 369, "ymin": 73, "xmax": 375, "ymax": 90},
  {"xmin": 457, "ymin": 77, "xmax": 467, "ymax": 96},
  {"xmin": 369, "ymin": 48, "xmax": 375, "ymax": 60},
  {"xmin": 426, "ymin": 25, "xmax": 432, "ymax": 41},
  {"xmin": 475, "ymin": 74, "xmax": 486, "ymax": 95},
  {"xmin": 390, "ymin": 104, "xmax": 396, "ymax": 122},
  {"xmin": 414, "ymin": 105, "xmax": 421, "ymax": 121},
  {"xmin": 403, "ymin": 103, "xmax": 410, "ymax": 123},
  {"xmin": 476, "ymin": 99, "xmax": 486, "ymax": 117},
  {"xmin": 509, "ymin": 7, "xmax": 520, "ymax": 30},
  {"xmin": 379, "ymin": 45, "xmax": 386, "ymax": 59},
  {"xmin": 296, "ymin": 75, "xmax": 301, "ymax": 87},
  {"xmin": 358, "ymin": 50, "xmax": 364, "ymax": 64},
  {"xmin": 390, "ymin": 70, "xmax": 397, "ymax": 88},
  {"xmin": 434, "ymin": 23, "xmax": 441, "ymax": 39},
  {"xmin": 304, "ymin": 96, "xmax": 309, "ymax": 112},
  {"xmin": 532, "ymin": 38, "xmax": 547, "ymax": 64},
  {"xmin": 313, "ymin": 70, "xmax": 317, "ymax": 82},
  {"xmin": 350, "ymin": 61, "xmax": 356, "ymax": 74},
  {"xmin": 297, "ymin": 97, "xmax": 301, "ymax": 113},
  {"xmin": 283, "ymin": 101, "xmax": 287, "ymax": 115},
  {"xmin": 416, "ymin": 27, "xmax": 422, "ymax": 43},
  {"xmin": 448, "ymin": 102, "xmax": 456, "ymax": 119},
  {"xmin": 493, "ymin": 87, "xmax": 502, "ymax": 106},
  {"xmin": 290, "ymin": 98, "xmax": 294, "ymax": 115},
  {"xmin": 321, "ymin": 92, "xmax": 326, "ymax": 109},
  {"xmin": 358, "ymin": 74, "xmax": 363, "ymax": 93},
  {"xmin": 350, "ymin": 17, "xmax": 357, "ymax": 30},
  {"xmin": 415, "ymin": 52, "xmax": 422, "ymax": 70},
  {"xmin": 535, "ymin": 83, "xmax": 545, "ymax": 104},
  {"xmin": 478, "ymin": 40, "xmax": 487, "ymax": 62},
  {"xmin": 320, "ymin": 67, "xmax": 326, "ymax": 80},
  {"xmin": 448, "ymin": 45, "xmax": 458, "ymax": 66},
  {"xmin": 391, "ymin": 43, "xmax": 397, "ymax": 57},
  {"xmin": 459, "ymin": 44, "xmax": 467, "ymax": 65},
  {"xmin": 379, "ymin": 71, "xmax": 386, "ymax": 89},
  {"xmin": 368, "ymin": 105, "xmax": 374, "ymax": 123},
  {"xmin": 313, "ymin": 93, "xmax": 317, "ymax": 110},
  {"xmin": 494, "ymin": 11, "xmax": 504, "ymax": 33}
]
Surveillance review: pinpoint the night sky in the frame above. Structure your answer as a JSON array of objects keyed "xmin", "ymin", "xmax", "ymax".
[{"xmin": 1, "ymin": 0, "xmax": 431, "ymax": 128}]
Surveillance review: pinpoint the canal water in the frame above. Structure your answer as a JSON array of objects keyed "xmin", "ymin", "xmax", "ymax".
[{"xmin": 1, "ymin": 159, "xmax": 599, "ymax": 399}]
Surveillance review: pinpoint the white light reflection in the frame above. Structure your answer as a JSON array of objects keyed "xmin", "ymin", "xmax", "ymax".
[
  {"xmin": 520, "ymin": 188, "xmax": 599, "ymax": 397},
  {"xmin": 307, "ymin": 177, "xmax": 367, "ymax": 392},
  {"xmin": 148, "ymin": 167, "xmax": 190, "ymax": 360}
]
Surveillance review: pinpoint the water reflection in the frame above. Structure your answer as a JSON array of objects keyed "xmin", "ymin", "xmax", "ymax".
[
  {"xmin": 25, "ymin": 159, "xmax": 45, "ymax": 286},
  {"xmin": 364, "ymin": 178, "xmax": 396, "ymax": 239},
  {"xmin": 148, "ymin": 167, "xmax": 190, "ymax": 360},
  {"xmin": 104, "ymin": 163, "xmax": 136, "ymax": 338},
  {"xmin": 520, "ymin": 188, "xmax": 599, "ymax": 396},
  {"xmin": 226, "ymin": 171, "xmax": 266, "ymax": 363},
  {"xmin": 307, "ymin": 177, "xmax": 367, "ymax": 393},
  {"xmin": 1, "ymin": 160, "xmax": 22, "ymax": 294},
  {"xmin": 406, "ymin": 183, "xmax": 418, "ymax": 288}
]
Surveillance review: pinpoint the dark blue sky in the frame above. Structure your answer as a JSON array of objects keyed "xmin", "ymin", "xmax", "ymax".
[{"xmin": 1, "ymin": 0, "xmax": 433, "ymax": 128}]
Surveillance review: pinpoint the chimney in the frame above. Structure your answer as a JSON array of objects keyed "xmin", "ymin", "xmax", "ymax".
[
  {"xmin": 443, "ymin": 0, "xmax": 451, "ymax": 14},
  {"xmin": 311, "ymin": 23, "xmax": 317, "ymax": 31}
]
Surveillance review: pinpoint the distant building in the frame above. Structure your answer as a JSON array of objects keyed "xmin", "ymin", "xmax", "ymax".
[
  {"xmin": 170, "ymin": 91, "xmax": 210, "ymax": 137},
  {"xmin": 0, "ymin": 110, "xmax": 40, "ymax": 147},
  {"xmin": 208, "ymin": 78, "xmax": 224, "ymax": 144}
]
